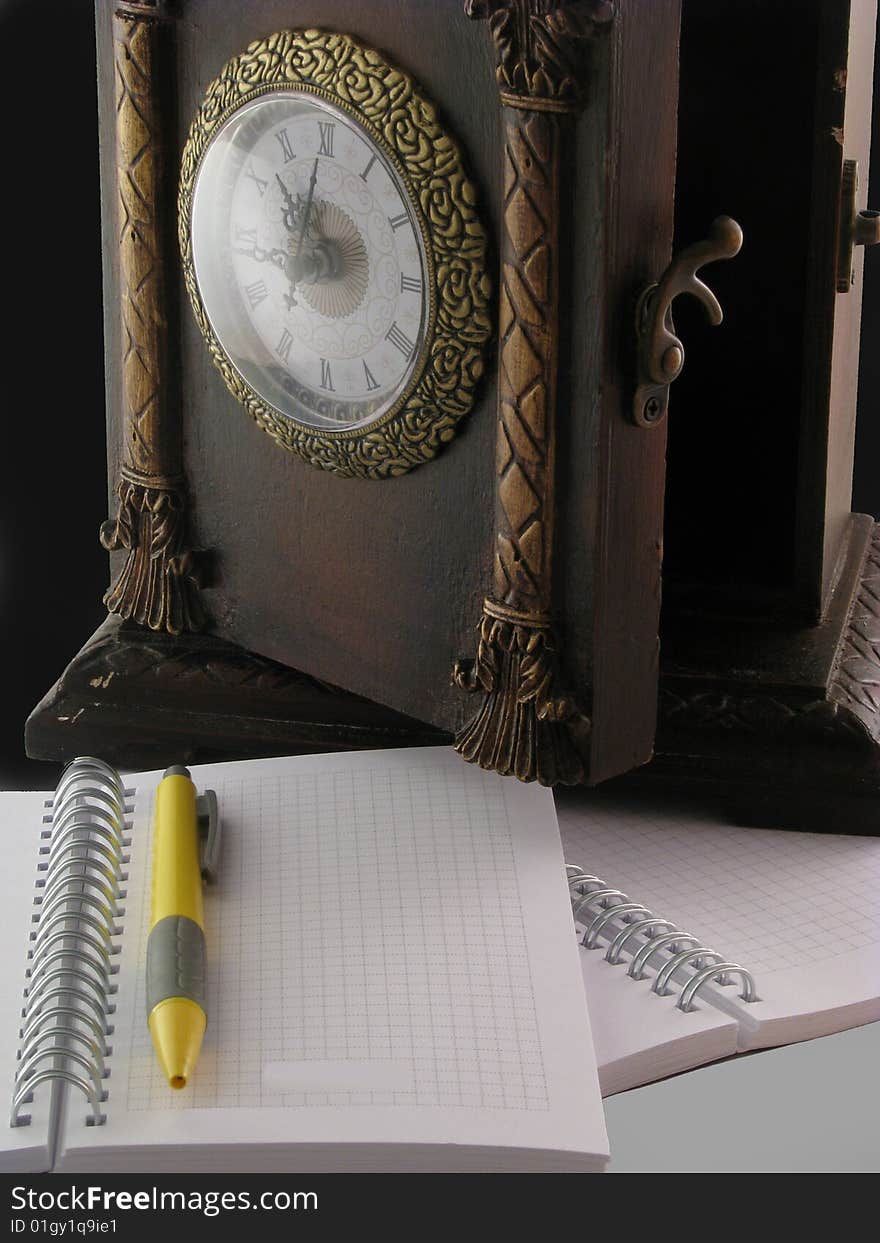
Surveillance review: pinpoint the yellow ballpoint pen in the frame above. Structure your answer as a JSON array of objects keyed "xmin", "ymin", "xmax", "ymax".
[{"xmin": 147, "ymin": 766, "xmax": 218, "ymax": 1090}]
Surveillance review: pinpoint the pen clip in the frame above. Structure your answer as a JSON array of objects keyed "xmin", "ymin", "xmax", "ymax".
[{"xmin": 196, "ymin": 789, "xmax": 221, "ymax": 883}]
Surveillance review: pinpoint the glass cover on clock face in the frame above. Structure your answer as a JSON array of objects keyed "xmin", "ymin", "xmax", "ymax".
[{"xmin": 190, "ymin": 92, "xmax": 431, "ymax": 433}]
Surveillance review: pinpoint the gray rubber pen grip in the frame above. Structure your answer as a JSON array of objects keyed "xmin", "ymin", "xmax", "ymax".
[{"xmin": 146, "ymin": 915, "xmax": 207, "ymax": 1015}]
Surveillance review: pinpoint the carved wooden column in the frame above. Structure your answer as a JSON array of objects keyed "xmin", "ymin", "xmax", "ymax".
[
  {"xmin": 100, "ymin": 1, "xmax": 205, "ymax": 634},
  {"xmin": 454, "ymin": 0, "xmax": 612, "ymax": 785}
]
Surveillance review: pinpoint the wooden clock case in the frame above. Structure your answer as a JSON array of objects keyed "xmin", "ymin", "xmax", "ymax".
[
  {"xmin": 29, "ymin": 0, "xmax": 676, "ymax": 787},
  {"xmin": 26, "ymin": 0, "xmax": 880, "ymax": 833}
]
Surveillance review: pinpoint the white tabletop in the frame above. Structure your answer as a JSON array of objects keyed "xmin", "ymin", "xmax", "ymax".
[{"xmin": 603, "ymin": 1020, "xmax": 880, "ymax": 1172}]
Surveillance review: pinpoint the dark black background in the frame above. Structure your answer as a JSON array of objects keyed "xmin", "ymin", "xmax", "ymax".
[
  {"xmin": 1, "ymin": 0, "xmax": 108, "ymax": 788},
  {"xmin": 2, "ymin": 0, "xmax": 880, "ymax": 789}
]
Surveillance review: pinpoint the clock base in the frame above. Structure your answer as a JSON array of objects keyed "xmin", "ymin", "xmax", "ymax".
[
  {"xmin": 614, "ymin": 515, "xmax": 880, "ymax": 835},
  {"xmin": 25, "ymin": 615, "xmax": 444, "ymax": 772},
  {"xmin": 27, "ymin": 520, "xmax": 880, "ymax": 833}
]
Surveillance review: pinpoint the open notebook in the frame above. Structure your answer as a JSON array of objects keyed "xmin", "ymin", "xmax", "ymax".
[
  {"xmin": 0, "ymin": 748, "xmax": 608, "ymax": 1173},
  {"xmin": 557, "ymin": 788, "xmax": 880, "ymax": 1096}
]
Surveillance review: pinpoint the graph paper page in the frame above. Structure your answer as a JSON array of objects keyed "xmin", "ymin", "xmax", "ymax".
[
  {"xmin": 57, "ymin": 749, "xmax": 607, "ymax": 1170},
  {"xmin": 557, "ymin": 788, "xmax": 880, "ymax": 1050}
]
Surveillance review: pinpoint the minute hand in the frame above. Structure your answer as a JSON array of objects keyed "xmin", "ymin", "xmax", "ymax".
[{"xmin": 296, "ymin": 158, "xmax": 319, "ymax": 260}]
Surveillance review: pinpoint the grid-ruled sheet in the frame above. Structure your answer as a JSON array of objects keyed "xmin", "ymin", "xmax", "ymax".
[
  {"xmin": 55, "ymin": 749, "xmax": 607, "ymax": 1171},
  {"xmin": 557, "ymin": 789, "xmax": 880, "ymax": 974},
  {"xmin": 126, "ymin": 759, "xmax": 549, "ymax": 1112},
  {"xmin": 556, "ymin": 788, "xmax": 880, "ymax": 1048}
]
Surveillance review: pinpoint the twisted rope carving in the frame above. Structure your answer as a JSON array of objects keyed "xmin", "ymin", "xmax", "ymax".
[{"xmin": 103, "ymin": 13, "xmax": 205, "ymax": 634}]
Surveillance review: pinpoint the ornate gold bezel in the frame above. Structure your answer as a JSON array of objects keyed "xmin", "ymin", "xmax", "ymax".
[{"xmin": 179, "ymin": 28, "xmax": 492, "ymax": 478}]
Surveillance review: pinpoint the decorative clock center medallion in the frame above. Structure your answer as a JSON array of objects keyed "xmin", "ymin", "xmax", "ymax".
[{"xmin": 297, "ymin": 202, "xmax": 369, "ymax": 321}]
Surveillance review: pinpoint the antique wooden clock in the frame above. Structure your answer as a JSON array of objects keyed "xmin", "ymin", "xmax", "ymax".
[
  {"xmin": 26, "ymin": 0, "xmax": 880, "ymax": 832},
  {"xmin": 28, "ymin": 0, "xmax": 681, "ymax": 788}
]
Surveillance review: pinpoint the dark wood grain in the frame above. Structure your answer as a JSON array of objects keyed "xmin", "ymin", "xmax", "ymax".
[{"xmin": 26, "ymin": 616, "xmax": 443, "ymax": 772}]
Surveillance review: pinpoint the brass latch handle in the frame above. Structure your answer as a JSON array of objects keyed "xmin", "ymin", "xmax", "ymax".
[
  {"xmin": 632, "ymin": 215, "xmax": 743, "ymax": 427},
  {"xmin": 837, "ymin": 160, "xmax": 880, "ymax": 293}
]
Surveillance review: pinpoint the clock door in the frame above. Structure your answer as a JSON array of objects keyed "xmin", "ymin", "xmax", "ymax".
[{"xmin": 635, "ymin": 0, "xmax": 880, "ymax": 831}]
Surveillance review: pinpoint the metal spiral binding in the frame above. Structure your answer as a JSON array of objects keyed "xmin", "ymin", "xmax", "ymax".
[
  {"xmin": 11, "ymin": 757, "xmax": 132, "ymax": 1128},
  {"xmin": 567, "ymin": 864, "xmax": 758, "ymax": 1010}
]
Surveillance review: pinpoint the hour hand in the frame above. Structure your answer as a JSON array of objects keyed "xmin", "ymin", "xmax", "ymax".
[
  {"xmin": 233, "ymin": 242, "xmax": 288, "ymax": 269},
  {"xmin": 275, "ymin": 173, "xmax": 301, "ymax": 233},
  {"xmin": 235, "ymin": 240, "xmax": 299, "ymax": 307}
]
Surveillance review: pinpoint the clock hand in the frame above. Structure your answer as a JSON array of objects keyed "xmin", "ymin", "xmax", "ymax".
[
  {"xmin": 275, "ymin": 173, "xmax": 300, "ymax": 233},
  {"xmin": 296, "ymin": 158, "xmax": 319, "ymax": 260},
  {"xmin": 233, "ymin": 243, "xmax": 288, "ymax": 269},
  {"xmin": 274, "ymin": 165, "xmax": 319, "ymax": 310},
  {"xmin": 234, "ymin": 240, "xmax": 300, "ymax": 310}
]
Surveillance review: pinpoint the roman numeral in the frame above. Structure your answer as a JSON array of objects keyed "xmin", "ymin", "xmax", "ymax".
[
  {"xmin": 400, "ymin": 273, "xmax": 422, "ymax": 294},
  {"xmin": 244, "ymin": 163, "xmax": 268, "ymax": 196},
  {"xmin": 360, "ymin": 153, "xmax": 378, "ymax": 182},
  {"xmin": 244, "ymin": 280, "xmax": 268, "ymax": 310},
  {"xmin": 388, "ymin": 212, "xmax": 409, "ymax": 232},
  {"xmin": 276, "ymin": 328, "xmax": 293, "ymax": 363},
  {"xmin": 318, "ymin": 122, "xmax": 335, "ymax": 157},
  {"xmin": 235, "ymin": 225, "xmax": 257, "ymax": 246},
  {"xmin": 362, "ymin": 360, "xmax": 380, "ymax": 392},
  {"xmin": 275, "ymin": 128, "xmax": 295, "ymax": 163},
  {"xmin": 385, "ymin": 321, "xmax": 415, "ymax": 359},
  {"xmin": 320, "ymin": 358, "xmax": 334, "ymax": 391}
]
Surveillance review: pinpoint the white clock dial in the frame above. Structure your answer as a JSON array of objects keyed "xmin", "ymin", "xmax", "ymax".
[{"xmin": 190, "ymin": 93, "xmax": 430, "ymax": 433}]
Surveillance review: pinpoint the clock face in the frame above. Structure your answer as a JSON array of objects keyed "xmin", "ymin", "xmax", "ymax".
[
  {"xmin": 190, "ymin": 93, "xmax": 431, "ymax": 433},
  {"xmin": 179, "ymin": 30, "xmax": 491, "ymax": 477}
]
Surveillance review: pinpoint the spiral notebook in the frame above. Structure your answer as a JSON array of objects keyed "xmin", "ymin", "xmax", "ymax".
[
  {"xmin": 557, "ymin": 788, "xmax": 880, "ymax": 1096},
  {"xmin": 0, "ymin": 748, "xmax": 608, "ymax": 1174}
]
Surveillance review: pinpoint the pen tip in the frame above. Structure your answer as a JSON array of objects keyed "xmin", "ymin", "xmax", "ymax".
[
  {"xmin": 163, "ymin": 764, "xmax": 191, "ymax": 779},
  {"xmin": 149, "ymin": 998, "xmax": 206, "ymax": 1092}
]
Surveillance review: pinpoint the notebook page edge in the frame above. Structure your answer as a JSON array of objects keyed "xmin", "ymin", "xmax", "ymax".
[{"xmin": 0, "ymin": 790, "xmax": 60, "ymax": 1172}]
